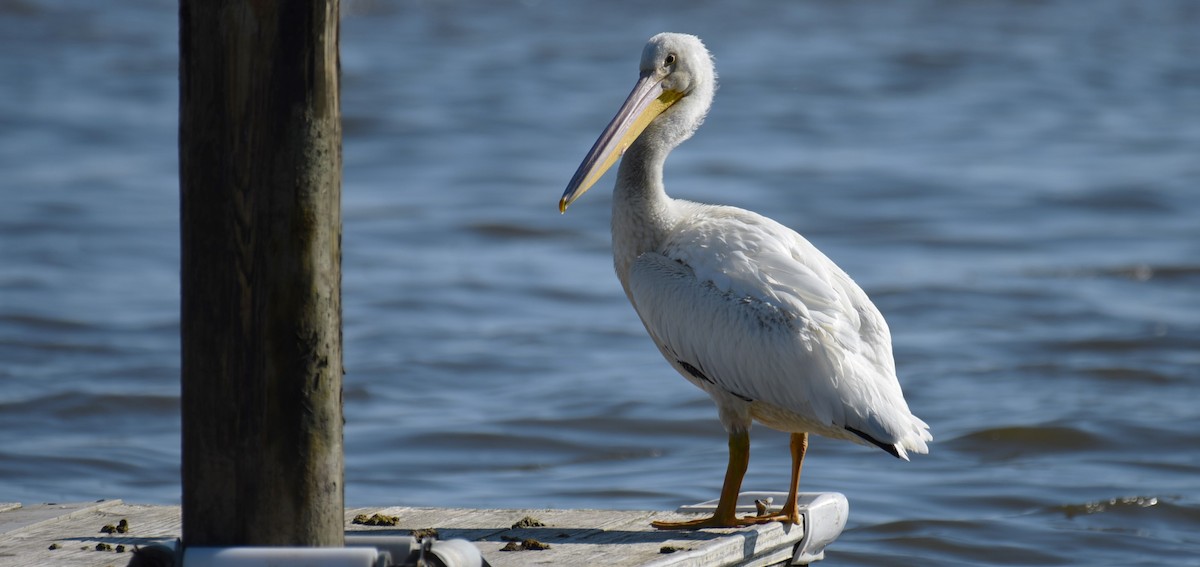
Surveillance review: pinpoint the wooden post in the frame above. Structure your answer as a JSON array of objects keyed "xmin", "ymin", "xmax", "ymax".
[{"xmin": 179, "ymin": 0, "xmax": 343, "ymax": 547}]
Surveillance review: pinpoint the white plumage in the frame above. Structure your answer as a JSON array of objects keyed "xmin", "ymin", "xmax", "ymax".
[{"xmin": 560, "ymin": 32, "xmax": 930, "ymax": 529}]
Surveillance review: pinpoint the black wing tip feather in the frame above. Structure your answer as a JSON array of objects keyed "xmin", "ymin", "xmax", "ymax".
[
  {"xmin": 677, "ymin": 359, "xmax": 753, "ymax": 402},
  {"xmin": 845, "ymin": 426, "xmax": 902, "ymax": 459}
]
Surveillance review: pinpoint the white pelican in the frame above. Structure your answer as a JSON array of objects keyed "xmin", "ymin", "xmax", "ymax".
[{"xmin": 559, "ymin": 33, "xmax": 931, "ymax": 529}]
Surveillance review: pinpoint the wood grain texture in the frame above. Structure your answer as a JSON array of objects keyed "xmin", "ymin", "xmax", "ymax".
[
  {"xmin": 0, "ymin": 502, "xmax": 808, "ymax": 567},
  {"xmin": 179, "ymin": 0, "xmax": 344, "ymax": 547}
]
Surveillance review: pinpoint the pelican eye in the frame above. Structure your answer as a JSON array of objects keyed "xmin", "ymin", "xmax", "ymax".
[{"xmin": 664, "ymin": 53, "xmax": 677, "ymax": 66}]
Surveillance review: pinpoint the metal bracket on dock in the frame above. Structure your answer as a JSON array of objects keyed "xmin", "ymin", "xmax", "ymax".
[{"xmin": 676, "ymin": 491, "xmax": 849, "ymax": 565}]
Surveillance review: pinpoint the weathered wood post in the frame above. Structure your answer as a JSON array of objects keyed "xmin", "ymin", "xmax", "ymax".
[{"xmin": 179, "ymin": 0, "xmax": 343, "ymax": 547}]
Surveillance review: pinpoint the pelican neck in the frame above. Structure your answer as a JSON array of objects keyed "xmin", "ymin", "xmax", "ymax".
[{"xmin": 611, "ymin": 138, "xmax": 676, "ymax": 286}]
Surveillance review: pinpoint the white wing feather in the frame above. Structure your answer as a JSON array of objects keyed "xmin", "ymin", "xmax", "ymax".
[{"xmin": 627, "ymin": 202, "xmax": 930, "ymax": 457}]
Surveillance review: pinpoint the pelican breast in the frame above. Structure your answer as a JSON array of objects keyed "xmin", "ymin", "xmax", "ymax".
[{"xmin": 626, "ymin": 201, "xmax": 927, "ymax": 456}]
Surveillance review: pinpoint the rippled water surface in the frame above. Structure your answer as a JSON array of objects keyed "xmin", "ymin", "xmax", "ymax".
[{"xmin": 2, "ymin": 1, "xmax": 1199, "ymax": 564}]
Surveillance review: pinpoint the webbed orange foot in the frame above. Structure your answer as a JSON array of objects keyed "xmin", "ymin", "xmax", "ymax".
[
  {"xmin": 744, "ymin": 507, "xmax": 801, "ymax": 525},
  {"xmin": 651, "ymin": 514, "xmax": 761, "ymax": 530}
]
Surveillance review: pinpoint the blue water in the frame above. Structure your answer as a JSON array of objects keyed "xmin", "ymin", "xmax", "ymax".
[{"xmin": 2, "ymin": 0, "xmax": 1199, "ymax": 564}]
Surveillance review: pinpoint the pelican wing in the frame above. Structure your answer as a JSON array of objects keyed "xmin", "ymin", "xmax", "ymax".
[{"xmin": 627, "ymin": 203, "xmax": 930, "ymax": 457}]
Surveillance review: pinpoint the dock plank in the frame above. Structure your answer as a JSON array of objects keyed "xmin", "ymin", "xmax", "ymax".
[
  {"xmin": 346, "ymin": 505, "xmax": 806, "ymax": 566},
  {"xmin": 0, "ymin": 501, "xmax": 810, "ymax": 567},
  {"xmin": 0, "ymin": 501, "xmax": 179, "ymax": 567}
]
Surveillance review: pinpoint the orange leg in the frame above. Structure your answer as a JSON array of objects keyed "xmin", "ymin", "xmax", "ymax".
[
  {"xmin": 747, "ymin": 432, "xmax": 807, "ymax": 525},
  {"xmin": 652, "ymin": 429, "xmax": 758, "ymax": 529}
]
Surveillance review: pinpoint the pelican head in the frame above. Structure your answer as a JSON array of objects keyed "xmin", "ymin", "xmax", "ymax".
[{"xmin": 559, "ymin": 33, "xmax": 715, "ymax": 213}]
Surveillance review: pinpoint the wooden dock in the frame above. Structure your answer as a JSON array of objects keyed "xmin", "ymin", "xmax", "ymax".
[{"xmin": 0, "ymin": 493, "xmax": 845, "ymax": 566}]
